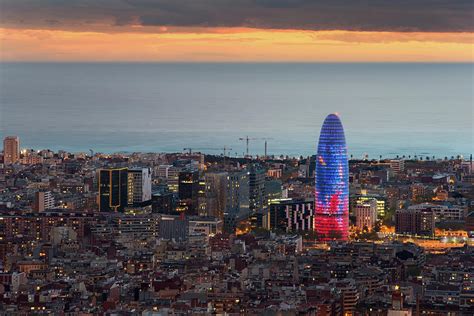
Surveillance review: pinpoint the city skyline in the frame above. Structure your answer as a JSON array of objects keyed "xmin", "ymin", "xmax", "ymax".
[{"xmin": 0, "ymin": 2, "xmax": 473, "ymax": 314}]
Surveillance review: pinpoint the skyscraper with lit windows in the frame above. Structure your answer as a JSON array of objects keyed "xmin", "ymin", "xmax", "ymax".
[
  {"xmin": 99, "ymin": 168, "xmax": 128, "ymax": 212},
  {"xmin": 315, "ymin": 113, "xmax": 349, "ymax": 241}
]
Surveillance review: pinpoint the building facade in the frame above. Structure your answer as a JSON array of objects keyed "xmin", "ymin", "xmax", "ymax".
[
  {"xmin": 127, "ymin": 168, "xmax": 152, "ymax": 206},
  {"xmin": 99, "ymin": 168, "xmax": 128, "ymax": 212},
  {"xmin": 33, "ymin": 191, "xmax": 55, "ymax": 212},
  {"xmin": 315, "ymin": 114, "xmax": 349, "ymax": 241},
  {"xmin": 249, "ymin": 164, "xmax": 265, "ymax": 213},
  {"xmin": 178, "ymin": 170, "xmax": 199, "ymax": 215},
  {"xmin": 396, "ymin": 208, "xmax": 435, "ymax": 237},
  {"xmin": 354, "ymin": 199, "xmax": 378, "ymax": 230},
  {"xmin": 269, "ymin": 198, "xmax": 314, "ymax": 232},
  {"xmin": 3, "ymin": 136, "xmax": 20, "ymax": 165}
]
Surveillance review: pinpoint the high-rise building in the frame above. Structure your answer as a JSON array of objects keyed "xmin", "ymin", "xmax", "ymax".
[
  {"xmin": 249, "ymin": 164, "xmax": 265, "ymax": 213},
  {"xmin": 127, "ymin": 168, "xmax": 152, "ymax": 206},
  {"xmin": 167, "ymin": 166, "xmax": 181, "ymax": 193},
  {"xmin": 354, "ymin": 199, "xmax": 378, "ymax": 230},
  {"xmin": 249, "ymin": 164, "xmax": 266, "ymax": 229},
  {"xmin": 223, "ymin": 171, "xmax": 250, "ymax": 233},
  {"xmin": 3, "ymin": 136, "xmax": 20, "ymax": 165},
  {"xmin": 177, "ymin": 170, "xmax": 199, "ymax": 215},
  {"xmin": 99, "ymin": 168, "xmax": 128, "ymax": 212},
  {"xmin": 156, "ymin": 164, "xmax": 181, "ymax": 192},
  {"xmin": 315, "ymin": 113, "xmax": 349, "ymax": 241},
  {"xmin": 33, "ymin": 191, "xmax": 55, "ymax": 212},
  {"xmin": 225, "ymin": 171, "xmax": 249, "ymax": 216},
  {"xmin": 204, "ymin": 172, "xmax": 228, "ymax": 218}
]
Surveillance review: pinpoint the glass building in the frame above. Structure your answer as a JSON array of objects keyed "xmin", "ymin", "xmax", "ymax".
[
  {"xmin": 99, "ymin": 168, "xmax": 128, "ymax": 212},
  {"xmin": 315, "ymin": 113, "xmax": 349, "ymax": 241}
]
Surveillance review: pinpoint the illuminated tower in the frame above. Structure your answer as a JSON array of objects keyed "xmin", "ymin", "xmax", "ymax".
[{"xmin": 315, "ymin": 113, "xmax": 349, "ymax": 241}]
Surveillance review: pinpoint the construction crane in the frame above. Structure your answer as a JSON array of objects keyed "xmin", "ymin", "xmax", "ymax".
[
  {"xmin": 239, "ymin": 136, "xmax": 258, "ymax": 157},
  {"xmin": 260, "ymin": 138, "xmax": 274, "ymax": 159},
  {"xmin": 238, "ymin": 137, "xmax": 274, "ymax": 158}
]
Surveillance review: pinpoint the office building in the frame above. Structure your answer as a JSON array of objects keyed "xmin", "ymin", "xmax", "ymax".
[
  {"xmin": 315, "ymin": 113, "xmax": 349, "ymax": 241},
  {"xmin": 225, "ymin": 171, "xmax": 249, "ymax": 216},
  {"xmin": 157, "ymin": 165, "xmax": 181, "ymax": 193},
  {"xmin": 152, "ymin": 192, "xmax": 175, "ymax": 214},
  {"xmin": 188, "ymin": 216, "xmax": 223, "ymax": 236},
  {"xmin": 264, "ymin": 179, "xmax": 283, "ymax": 206},
  {"xmin": 99, "ymin": 168, "xmax": 128, "ymax": 212},
  {"xmin": 204, "ymin": 172, "xmax": 228, "ymax": 218},
  {"xmin": 352, "ymin": 194, "xmax": 386, "ymax": 218},
  {"xmin": 3, "ymin": 136, "xmax": 20, "ymax": 165},
  {"xmin": 354, "ymin": 199, "xmax": 378, "ymax": 230},
  {"xmin": 269, "ymin": 198, "xmax": 314, "ymax": 232},
  {"xmin": 177, "ymin": 170, "xmax": 199, "ymax": 215},
  {"xmin": 113, "ymin": 213, "xmax": 159, "ymax": 239},
  {"xmin": 249, "ymin": 164, "xmax": 266, "ymax": 213},
  {"xmin": 158, "ymin": 214, "xmax": 188, "ymax": 241},
  {"xmin": 127, "ymin": 168, "xmax": 152, "ymax": 206}
]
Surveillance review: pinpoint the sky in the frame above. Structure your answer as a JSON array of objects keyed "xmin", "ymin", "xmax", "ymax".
[{"xmin": 0, "ymin": 0, "xmax": 473, "ymax": 62}]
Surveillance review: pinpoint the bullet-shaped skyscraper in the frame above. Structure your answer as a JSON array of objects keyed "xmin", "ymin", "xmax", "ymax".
[{"xmin": 315, "ymin": 113, "xmax": 349, "ymax": 241}]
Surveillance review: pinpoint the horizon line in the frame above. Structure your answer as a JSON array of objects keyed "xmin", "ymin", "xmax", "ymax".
[{"xmin": 1, "ymin": 61, "xmax": 473, "ymax": 64}]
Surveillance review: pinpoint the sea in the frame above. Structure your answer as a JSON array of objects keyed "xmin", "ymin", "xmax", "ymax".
[{"xmin": 0, "ymin": 62, "xmax": 472, "ymax": 159}]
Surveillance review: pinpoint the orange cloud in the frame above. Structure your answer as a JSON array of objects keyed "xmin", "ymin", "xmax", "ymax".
[{"xmin": 0, "ymin": 27, "xmax": 472, "ymax": 62}]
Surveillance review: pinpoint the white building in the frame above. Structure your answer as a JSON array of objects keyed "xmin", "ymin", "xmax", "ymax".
[
  {"xmin": 127, "ymin": 168, "xmax": 152, "ymax": 206},
  {"xmin": 11, "ymin": 272, "xmax": 27, "ymax": 293}
]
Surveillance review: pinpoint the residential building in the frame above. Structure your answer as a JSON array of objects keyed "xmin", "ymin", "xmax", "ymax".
[{"xmin": 3, "ymin": 136, "xmax": 20, "ymax": 165}]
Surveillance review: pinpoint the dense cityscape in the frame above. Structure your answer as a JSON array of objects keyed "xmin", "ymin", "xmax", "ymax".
[{"xmin": 0, "ymin": 114, "xmax": 473, "ymax": 315}]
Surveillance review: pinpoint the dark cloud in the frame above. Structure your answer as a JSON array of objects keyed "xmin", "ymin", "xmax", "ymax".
[{"xmin": 1, "ymin": 0, "xmax": 472, "ymax": 32}]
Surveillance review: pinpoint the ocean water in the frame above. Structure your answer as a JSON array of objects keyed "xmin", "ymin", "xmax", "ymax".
[{"xmin": 0, "ymin": 63, "xmax": 472, "ymax": 158}]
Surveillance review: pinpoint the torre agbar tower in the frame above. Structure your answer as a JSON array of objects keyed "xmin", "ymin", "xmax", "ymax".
[{"xmin": 315, "ymin": 113, "xmax": 349, "ymax": 241}]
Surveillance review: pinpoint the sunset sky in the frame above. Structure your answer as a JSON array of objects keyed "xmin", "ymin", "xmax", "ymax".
[{"xmin": 1, "ymin": 0, "xmax": 473, "ymax": 62}]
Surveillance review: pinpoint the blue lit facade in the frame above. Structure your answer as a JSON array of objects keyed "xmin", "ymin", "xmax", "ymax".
[{"xmin": 315, "ymin": 113, "xmax": 349, "ymax": 240}]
